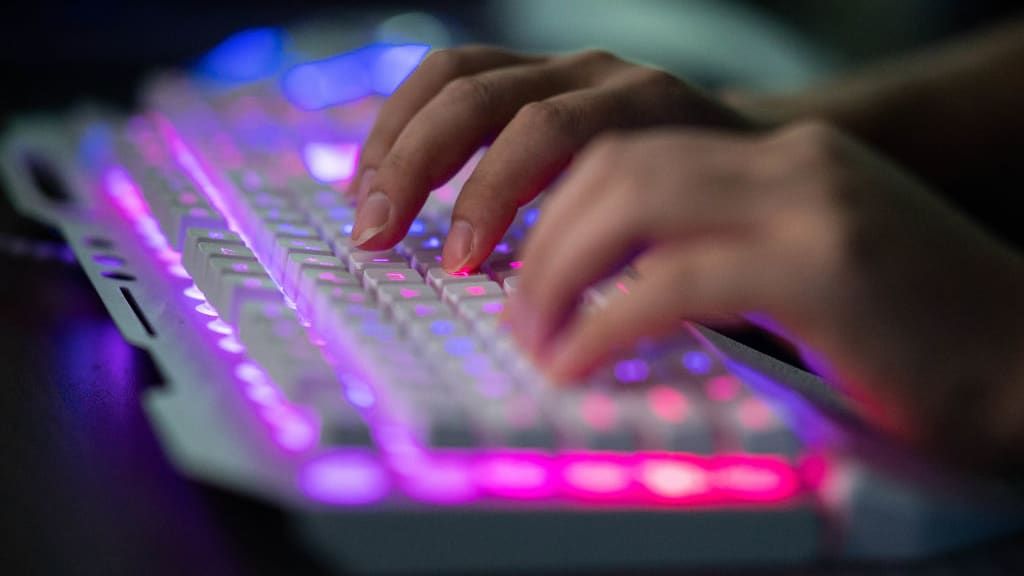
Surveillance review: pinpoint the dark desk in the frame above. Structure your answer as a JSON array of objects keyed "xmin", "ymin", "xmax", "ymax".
[{"xmin": 2, "ymin": 195, "xmax": 1023, "ymax": 576}]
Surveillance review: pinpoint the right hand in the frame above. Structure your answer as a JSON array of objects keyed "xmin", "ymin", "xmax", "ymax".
[{"xmin": 347, "ymin": 45, "xmax": 754, "ymax": 272}]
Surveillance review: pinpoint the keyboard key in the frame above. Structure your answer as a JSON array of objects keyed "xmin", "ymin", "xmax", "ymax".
[
  {"xmin": 347, "ymin": 250, "xmax": 407, "ymax": 275},
  {"xmin": 425, "ymin": 268, "xmax": 488, "ymax": 292},
  {"xmin": 283, "ymin": 253, "xmax": 344, "ymax": 299},
  {"xmin": 729, "ymin": 396, "xmax": 801, "ymax": 458},
  {"xmin": 441, "ymin": 280, "xmax": 504, "ymax": 307},
  {"xmin": 362, "ymin": 267, "xmax": 421, "ymax": 293},
  {"xmin": 502, "ymin": 276, "xmax": 520, "ymax": 295},
  {"xmin": 376, "ymin": 283, "xmax": 436, "ymax": 310}
]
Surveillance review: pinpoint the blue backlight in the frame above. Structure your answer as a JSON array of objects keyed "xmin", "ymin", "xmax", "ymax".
[
  {"xmin": 195, "ymin": 27, "xmax": 286, "ymax": 83},
  {"xmin": 282, "ymin": 44, "xmax": 430, "ymax": 110}
]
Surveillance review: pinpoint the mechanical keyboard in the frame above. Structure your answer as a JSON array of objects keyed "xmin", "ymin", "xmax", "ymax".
[{"xmin": 3, "ymin": 36, "xmax": 1023, "ymax": 574}]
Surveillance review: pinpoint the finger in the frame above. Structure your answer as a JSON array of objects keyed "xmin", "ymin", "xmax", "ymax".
[
  {"xmin": 442, "ymin": 84, "xmax": 653, "ymax": 273},
  {"xmin": 351, "ymin": 61, "xmax": 586, "ymax": 250},
  {"xmin": 348, "ymin": 46, "xmax": 542, "ymax": 199},
  {"xmin": 542, "ymin": 241, "xmax": 766, "ymax": 381},
  {"xmin": 517, "ymin": 132, "xmax": 773, "ymax": 358}
]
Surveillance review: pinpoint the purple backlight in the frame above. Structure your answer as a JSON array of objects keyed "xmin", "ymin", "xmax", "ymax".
[
  {"xmin": 682, "ymin": 350, "xmax": 712, "ymax": 374},
  {"xmin": 613, "ymin": 359, "xmax": 649, "ymax": 383},
  {"xmin": 299, "ymin": 450, "xmax": 390, "ymax": 505}
]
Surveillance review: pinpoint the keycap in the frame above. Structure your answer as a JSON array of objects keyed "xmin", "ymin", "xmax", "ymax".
[
  {"xmin": 362, "ymin": 267, "xmax": 421, "ymax": 293},
  {"xmin": 183, "ymin": 228, "xmax": 243, "ymax": 275},
  {"xmin": 560, "ymin": 390, "xmax": 637, "ymax": 451},
  {"xmin": 728, "ymin": 396, "xmax": 801, "ymax": 457},
  {"xmin": 390, "ymin": 300, "xmax": 453, "ymax": 327},
  {"xmin": 347, "ymin": 250, "xmax": 407, "ymax": 275},
  {"xmin": 441, "ymin": 280, "xmax": 504, "ymax": 307},
  {"xmin": 282, "ymin": 253, "xmax": 344, "ymax": 299},
  {"xmin": 376, "ymin": 283, "xmax": 436, "ymax": 310},
  {"xmin": 271, "ymin": 237, "xmax": 332, "ymax": 274},
  {"xmin": 197, "ymin": 243, "xmax": 258, "ymax": 289},
  {"xmin": 214, "ymin": 274, "xmax": 281, "ymax": 324},
  {"xmin": 502, "ymin": 276, "xmax": 520, "ymax": 295},
  {"xmin": 425, "ymin": 268, "xmax": 488, "ymax": 292},
  {"xmin": 634, "ymin": 384, "xmax": 715, "ymax": 454}
]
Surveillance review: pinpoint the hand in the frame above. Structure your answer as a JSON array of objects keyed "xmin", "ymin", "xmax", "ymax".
[
  {"xmin": 509, "ymin": 121, "xmax": 1024, "ymax": 471},
  {"xmin": 348, "ymin": 45, "xmax": 752, "ymax": 272}
]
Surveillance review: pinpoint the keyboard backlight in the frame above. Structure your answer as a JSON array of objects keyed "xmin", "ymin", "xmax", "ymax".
[
  {"xmin": 475, "ymin": 454, "xmax": 554, "ymax": 499},
  {"xmin": 581, "ymin": 393, "xmax": 617, "ymax": 431},
  {"xmin": 682, "ymin": 350, "xmax": 712, "ymax": 374},
  {"xmin": 563, "ymin": 459, "xmax": 631, "ymax": 495},
  {"xmin": 640, "ymin": 459, "xmax": 710, "ymax": 499},
  {"xmin": 613, "ymin": 358, "xmax": 649, "ymax": 383},
  {"xmin": 299, "ymin": 451, "xmax": 390, "ymax": 505},
  {"xmin": 402, "ymin": 457, "xmax": 477, "ymax": 504}
]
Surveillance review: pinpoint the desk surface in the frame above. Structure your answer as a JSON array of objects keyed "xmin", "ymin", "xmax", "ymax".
[{"xmin": 2, "ymin": 198, "xmax": 1023, "ymax": 576}]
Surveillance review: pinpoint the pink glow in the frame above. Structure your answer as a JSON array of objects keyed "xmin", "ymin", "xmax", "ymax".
[
  {"xmin": 509, "ymin": 260, "xmax": 522, "ymax": 269},
  {"xmin": 263, "ymin": 403, "xmax": 317, "ymax": 451},
  {"xmin": 385, "ymin": 271, "xmax": 407, "ymax": 281},
  {"xmin": 195, "ymin": 302, "xmax": 218, "ymax": 316},
  {"xmin": 302, "ymin": 141, "xmax": 359, "ymax": 183},
  {"xmin": 562, "ymin": 455, "xmax": 633, "ymax": 497},
  {"xmin": 399, "ymin": 287, "xmax": 422, "ymax": 299},
  {"xmin": 158, "ymin": 248, "xmax": 181, "ymax": 263},
  {"xmin": 481, "ymin": 301, "xmax": 504, "ymax": 315},
  {"xmin": 639, "ymin": 457, "xmax": 711, "ymax": 500},
  {"xmin": 474, "ymin": 453, "xmax": 555, "ymax": 499},
  {"xmin": 372, "ymin": 257, "xmax": 390, "ymax": 263},
  {"xmin": 581, "ymin": 393, "xmax": 617, "ymax": 431},
  {"xmin": 711, "ymin": 455, "xmax": 800, "ymax": 502},
  {"xmin": 737, "ymin": 397, "xmax": 776, "ymax": 430},
  {"xmin": 104, "ymin": 167, "xmax": 149, "ymax": 220},
  {"xmin": 465, "ymin": 285, "xmax": 486, "ymax": 296},
  {"xmin": 615, "ymin": 281, "xmax": 630, "ymax": 295},
  {"xmin": 401, "ymin": 455, "xmax": 478, "ymax": 504},
  {"xmin": 168, "ymin": 263, "xmax": 190, "ymax": 278},
  {"xmin": 706, "ymin": 375, "xmax": 741, "ymax": 402},
  {"xmin": 299, "ymin": 451, "xmax": 390, "ymax": 505},
  {"xmin": 647, "ymin": 385, "xmax": 688, "ymax": 424}
]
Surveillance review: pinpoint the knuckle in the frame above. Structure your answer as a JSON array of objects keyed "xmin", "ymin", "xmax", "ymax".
[
  {"xmin": 440, "ymin": 75, "xmax": 495, "ymax": 110},
  {"xmin": 421, "ymin": 48, "xmax": 465, "ymax": 78},
  {"xmin": 515, "ymin": 99, "xmax": 581, "ymax": 134},
  {"xmin": 631, "ymin": 67, "xmax": 682, "ymax": 92},
  {"xmin": 573, "ymin": 48, "xmax": 619, "ymax": 66}
]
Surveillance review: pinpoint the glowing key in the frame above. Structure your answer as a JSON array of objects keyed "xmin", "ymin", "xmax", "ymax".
[
  {"xmin": 706, "ymin": 375, "xmax": 742, "ymax": 402},
  {"xmin": 303, "ymin": 141, "xmax": 359, "ymax": 183},
  {"xmin": 613, "ymin": 358, "xmax": 649, "ymax": 383},
  {"xmin": 647, "ymin": 385, "xmax": 687, "ymax": 424},
  {"xmin": 581, "ymin": 393, "xmax": 618, "ymax": 431},
  {"xmin": 402, "ymin": 456, "xmax": 477, "ymax": 504}
]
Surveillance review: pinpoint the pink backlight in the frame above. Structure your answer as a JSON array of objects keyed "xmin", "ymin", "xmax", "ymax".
[
  {"xmin": 562, "ymin": 455, "xmax": 634, "ymax": 498},
  {"xmin": 104, "ymin": 167, "xmax": 149, "ymax": 220},
  {"xmin": 399, "ymin": 288, "xmax": 422, "ymax": 299},
  {"xmin": 710, "ymin": 455, "xmax": 800, "ymax": 502},
  {"xmin": 481, "ymin": 301, "xmax": 504, "ymax": 315},
  {"xmin": 465, "ymin": 285, "xmax": 487, "ymax": 296},
  {"xmin": 401, "ymin": 455, "xmax": 478, "ymax": 504},
  {"xmin": 263, "ymin": 403, "xmax": 317, "ymax": 451},
  {"xmin": 706, "ymin": 375, "xmax": 742, "ymax": 402},
  {"xmin": 737, "ymin": 397, "xmax": 776, "ymax": 430},
  {"xmin": 647, "ymin": 385, "xmax": 688, "ymax": 424},
  {"xmin": 474, "ymin": 453, "xmax": 556, "ymax": 499},
  {"xmin": 639, "ymin": 457, "xmax": 711, "ymax": 501},
  {"xmin": 302, "ymin": 141, "xmax": 359, "ymax": 183},
  {"xmin": 386, "ymin": 271, "xmax": 407, "ymax": 281},
  {"xmin": 169, "ymin": 263, "xmax": 190, "ymax": 278},
  {"xmin": 299, "ymin": 450, "xmax": 390, "ymax": 505},
  {"xmin": 195, "ymin": 302, "xmax": 218, "ymax": 317},
  {"xmin": 509, "ymin": 260, "xmax": 523, "ymax": 269}
]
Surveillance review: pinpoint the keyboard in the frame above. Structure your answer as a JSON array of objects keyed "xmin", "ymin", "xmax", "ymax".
[{"xmin": 3, "ymin": 39, "xmax": 1023, "ymax": 574}]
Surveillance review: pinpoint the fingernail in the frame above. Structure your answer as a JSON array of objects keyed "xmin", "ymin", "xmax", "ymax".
[
  {"xmin": 352, "ymin": 191, "xmax": 392, "ymax": 246},
  {"xmin": 356, "ymin": 168, "xmax": 376, "ymax": 202},
  {"xmin": 442, "ymin": 219, "xmax": 475, "ymax": 273}
]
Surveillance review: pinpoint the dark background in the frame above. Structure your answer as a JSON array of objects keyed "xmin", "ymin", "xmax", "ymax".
[{"xmin": 0, "ymin": 0, "xmax": 1020, "ymax": 115}]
